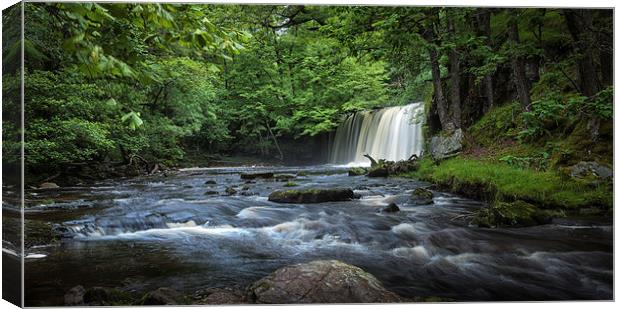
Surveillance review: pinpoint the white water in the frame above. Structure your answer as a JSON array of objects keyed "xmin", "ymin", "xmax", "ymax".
[{"xmin": 329, "ymin": 102, "xmax": 425, "ymax": 165}]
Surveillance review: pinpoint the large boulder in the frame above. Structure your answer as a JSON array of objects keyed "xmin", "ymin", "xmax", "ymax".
[
  {"xmin": 568, "ymin": 161, "xmax": 613, "ymax": 180},
  {"xmin": 429, "ymin": 129, "xmax": 463, "ymax": 161},
  {"xmin": 247, "ymin": 260, "xmax": 403, "ymax": 304},
  {"xmin": 268, "ymin": 188, "xmax": 356, "ymax": 203}
]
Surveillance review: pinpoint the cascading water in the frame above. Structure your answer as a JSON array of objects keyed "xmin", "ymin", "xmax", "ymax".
[{"xmin": 329, "ymin": 102, "xmax": 425, "ymax": 165}]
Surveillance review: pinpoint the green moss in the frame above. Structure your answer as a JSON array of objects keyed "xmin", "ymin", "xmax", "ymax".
[
  {"xmin": 406, "ymin": 157, "xmax": 612, "ymax": 210},
  {"xmin": 469, "ymin": 102, "xmax": 522, "ymax": 147},
  {"xmin": 283, "ymin": 181, "xmax": 298, "ymax": 187}
]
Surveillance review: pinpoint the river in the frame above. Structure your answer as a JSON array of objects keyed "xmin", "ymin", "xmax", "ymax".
[{"xmin": 19, "ymin": 165, "xmax": 612, "ymax": 305}]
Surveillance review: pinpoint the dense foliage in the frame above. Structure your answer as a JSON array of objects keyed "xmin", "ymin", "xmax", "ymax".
[{"xmin": 1, "ymin": 4, "xmax": 613, "ymax": 180}]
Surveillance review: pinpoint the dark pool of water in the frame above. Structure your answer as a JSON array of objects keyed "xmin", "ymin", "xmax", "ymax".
[{"xmin": 19, "ymin": 165, "xmax": 613, "ymax": 305}]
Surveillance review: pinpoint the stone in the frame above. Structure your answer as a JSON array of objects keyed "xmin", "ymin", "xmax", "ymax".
[
  {"xmin": 381, "ymin": 203, "xmax": 400, "ymax": 213},
  {"xmin": 39, "ymin": 182, "xmax": 60, "ymax": 189},
  {"xmin": 568, "ymin": 161, "xmax": 613, "ymax": 180},
  {"xmin": 225, "ymin": 186, "xmax": 237, "ymax": 195},
  {"xmin": 83, "ymin": 287, "xmax": 133, "ymax": 305},
  {"xmin": 240, "ymin": 172, "xmax": 274, "ymax": 180},
  {"xmin": 268, "ymin": 188, "xmax": 356, "ymax": 203},
  {"xmin": 247, "ymin": 260, "xmax": 403, "ymax": 304},
  {"xmin": 204, "ymin": 180, "xmax": 217, "ymax": 185},
  {"xmin": 141, "ymin": 287, "xmax": 186, "ymax": 305},
  {"xmin": 367, "ymin": 167, "xmax": 389, "ymax": 177},
  {"xmin": 203, "ymin": 288, "xmax": 245, "ymax": 304},
  {"xmin": 472, "ymin": 200, "xmax": 564, "ymax": 228},
  {"xmin": 411, "ymin": 187, "xmax": 434, "ymax": 205},
  {"xmin": 348, "ymin": 167, "xmax": 367, "ymax": 176},
  {"xmin": 65, "ymin": 285, "xmax": 86, "ymax": 305},
  {"xmin": 204, "ymin": 191, "xmax": 218, "ymax": 195},
  {"xmin": 275, "ymin": 174, "xmax": 296, "ymax": 181},
  {"xmin": 429, "ymin": 129, "xmax": 463, "ymax": 161}
]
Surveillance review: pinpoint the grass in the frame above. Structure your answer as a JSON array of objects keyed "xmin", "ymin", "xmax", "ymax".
[{"xmin": 407, "ymin": 157, "xmax": 611, "ymax": 210}]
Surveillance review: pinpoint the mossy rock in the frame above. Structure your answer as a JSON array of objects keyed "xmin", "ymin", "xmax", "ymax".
[
  {"xmin": 348, "ymin": 167, "xmax": 367, "ymax": 176},
  {"xmin": 411, "ymin": 187, "xmax": 434, "ymax": 205},
  {"xmin": 275, "ymin": 174, "xmax": 296, "ymax": 182},
  {"xmin": 473, "ymin": 200, "xmax": 564, "ymax": 228},
  {"xmin": 283, "ymin": 181, "xmax": 298, "ymax": 187},
  {"xmin": 367, "ymin": 167, "xmax": 389, "ymax": 177},
  {"xmin": 268, "ymin": 188, "xmax": 356, "ymax": 203}
]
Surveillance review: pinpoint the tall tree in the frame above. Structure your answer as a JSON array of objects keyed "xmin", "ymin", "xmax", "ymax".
[
  {"xmin": 507, "ymin": 9, "xmax": 531, "ymax": 111},
  {"xmin": 422, "ymin": 9, "xmax": 451, "ymax": 131},
  {"xmin": 564, "ymin": 9, "xmax": 602, "ymax": 97},
  {"xmin": 447, "ymin": 9, "xmax": 462, "ymax": 128},
  {"xmin": 476, "ymin": 8, "xmax": 494, "ymax": 113}
]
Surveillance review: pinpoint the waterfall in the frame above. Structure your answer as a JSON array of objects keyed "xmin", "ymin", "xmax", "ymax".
[{"xmin": 329, "ymin": 102, "xmax": 424, "ymax": 166}]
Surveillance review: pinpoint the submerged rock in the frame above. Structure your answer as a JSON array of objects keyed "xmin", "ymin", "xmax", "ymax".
[
  {"xmin": 225, "ymin": 187, "xmax": 237, "ymax": 195},
  {"xmin": 141, "ymin": 287, "xmax": 187, "ymax": 305},
  {"xmin": 381, "ymin": 203, "xmax": 400, "ymax": 213},
  {"xmin": 411, "ymin": 187, "xmax": 434, "ymax": 205},
  {"xmin": 240, "ymin": 172, "xmax": 274, "ymax": 180},
  {"xmin": 268, "ymin": 188, "xmax": 356, "ymax": 203},
  {"xmin": 204, "ymin": 191, "xmax": 218, "ymax": 195},
  {"xmin": 247, "ymin": 260, "xmax": 402, "ymax": 303},
  {"xmin": 204, "ymin": 180, "xmax": 217, "ymax": 185},
  {"xmin": 429, "ymin": 128, "xmax": 463, "ymax": 161}
]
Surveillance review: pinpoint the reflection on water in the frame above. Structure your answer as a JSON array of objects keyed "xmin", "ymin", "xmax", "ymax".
[{"xmin": 22, "ymin": 165, "xmax": 613, "ymax": 305}]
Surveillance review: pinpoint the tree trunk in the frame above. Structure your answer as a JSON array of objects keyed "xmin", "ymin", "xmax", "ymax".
[
  {"xmin": 507, "ymin": 10, "xmax": 531, "ymax": 112},
  {"xmin": 265, "ymin": 120, "xmax": 284, "ymax": 161},
  {"xmin": 447, "ymin": 13, "xmax": 461, "ymax": 128},
  {"xmin": 428, "ymin": 47, "xmax": 451, "ymax": 131},
  {"xmin": 422, "ymin": 15, "xmax": 451, "ymax": 132},
  {"xmin": 564, "ymin": 9, "xmax": 604, "ymax": 141},
  {"xmin": 564, "ymin": 9, "xmax": 601, "ymax": 97},
  {"xmin": 477, "ymin": 9, "xmax": 494, "ymax": 113}
]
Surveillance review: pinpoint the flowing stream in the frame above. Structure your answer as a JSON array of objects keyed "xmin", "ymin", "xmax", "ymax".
[
  {"xmin": 329, "ymin": 102, "xmax": 425, "ymax": 165},
  {"xmin": 21, "ymin": 165, "xmax": 612, "ymax": 305}
]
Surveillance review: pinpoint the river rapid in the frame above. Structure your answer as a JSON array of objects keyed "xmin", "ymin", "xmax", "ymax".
[{"xmin": 19, "ymin": 165, "xmax": 612, "ymax": 305}]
